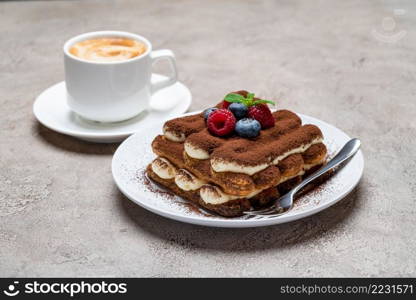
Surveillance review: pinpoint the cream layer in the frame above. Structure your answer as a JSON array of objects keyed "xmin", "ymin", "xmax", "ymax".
[
  {"xmin": 210, "ymin": 137, "xmax": 323, "ymax": 175},
  {"xmin": 163, "ymin": 126, "xmax": 186, "ymax": 142},
  {"xmin": 151, "ymin": 158, "xmax": 205, "ymax": 191},
  {"xmin": 150, "ymin": 156, "xmax": 325, "ymax": 206}
]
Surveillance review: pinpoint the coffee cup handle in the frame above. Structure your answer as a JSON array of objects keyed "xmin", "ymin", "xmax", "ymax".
[{"xmin": 150, "ymin": 49, "xmax": 178, "ymax": 94}]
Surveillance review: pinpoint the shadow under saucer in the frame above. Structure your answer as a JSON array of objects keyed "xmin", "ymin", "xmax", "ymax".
[{"xmin": 34, "ymin": 122, "xmax": 119, "ymax": 155}]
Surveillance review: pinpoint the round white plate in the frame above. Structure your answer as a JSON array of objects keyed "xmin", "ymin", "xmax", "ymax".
[
  {"xmin": 33, "ymin": 74, "xmax": 192, "ymax": 143},
  {"xmin": 112, "ymin": 112, "xmax": 364, "ymax": 228}
]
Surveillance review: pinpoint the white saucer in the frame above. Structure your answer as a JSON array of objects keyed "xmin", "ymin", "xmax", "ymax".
[{"xmin": 33, "ymin": 74, "xmax": 192, "ymax": 143}]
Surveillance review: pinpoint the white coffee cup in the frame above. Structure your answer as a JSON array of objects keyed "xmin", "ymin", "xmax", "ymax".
[{"xmin": 63, "ymin": 31, "xmax": 178, "ymax": 123}]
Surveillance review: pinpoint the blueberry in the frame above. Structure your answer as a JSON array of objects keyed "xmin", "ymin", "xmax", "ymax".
[
  {"xmin": 235, "ymin": 118, "xmax": 261, "ymax": 138},
  {"xmin": 203, "ymin": 107, "xmax": 218, "ymax": 120},
  {"xmin": 228, "ymin": 103, "xmax": 248, "ymax": 120}
]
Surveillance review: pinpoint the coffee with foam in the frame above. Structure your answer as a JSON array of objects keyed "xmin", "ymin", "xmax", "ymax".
[{"xmin": 69, "ymin": 38, "xmax": 146, "ymax": 62}]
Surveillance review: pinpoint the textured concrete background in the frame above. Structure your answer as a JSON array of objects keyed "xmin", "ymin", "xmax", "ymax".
[{"xmin": 1, "ymin": 0, "xmax": 415, "ymax": 277}]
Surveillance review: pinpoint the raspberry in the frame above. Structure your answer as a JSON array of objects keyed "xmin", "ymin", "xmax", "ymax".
[
  {"xmin": 207, "ymin": 109, "xmax": 236, "ymax": 136},
  {"xmin": 248, "ymin": 104, "xmax": 275, "ymax": 129},
  {"xmin": 221, "ymin": 100, "xmax": 231, "ymax": 109}
]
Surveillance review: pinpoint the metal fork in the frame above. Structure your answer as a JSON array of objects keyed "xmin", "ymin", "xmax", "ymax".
[{"xmin": 243, "ymin": 138, "xmax": 361, "ymax": 218}]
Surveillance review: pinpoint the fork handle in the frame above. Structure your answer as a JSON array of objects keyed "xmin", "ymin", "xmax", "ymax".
[{"xmin": 290, "ymin": 138, "xmax": 361, "ymax": 197}]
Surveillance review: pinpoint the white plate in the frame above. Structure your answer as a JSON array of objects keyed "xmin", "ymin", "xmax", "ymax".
[
  {"xmin": 33, "ymin": 74, "xmax": 192, "ymax": 143},
  {"xmin": 112, "ymin": 112, "xmax": 364, "ymax": 228}
]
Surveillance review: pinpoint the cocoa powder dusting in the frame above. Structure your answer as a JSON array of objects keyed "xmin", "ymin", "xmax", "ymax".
[
  {"xmin": 139, "ymin": 169, "xmax": 216, "ymax": 217},
  {"xmin": 137, "ymin": 169, "xmax": 175, "ymax": 199}
]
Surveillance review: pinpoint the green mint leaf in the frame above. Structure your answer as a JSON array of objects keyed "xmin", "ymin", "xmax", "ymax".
[
  {"xmin": 224, "ymin": 92, "xmax": 275, "ymax": 107},
  {"xmin": 224, "ymin": 93, "xmax": 245, "ymax": 103},
  {"xmin": 253, "ymin": 99, "xmax": 276, "ymax": 106},
  {"xmin": 243, "ymin": 99, "xmax": 251, "ymax": 107}
]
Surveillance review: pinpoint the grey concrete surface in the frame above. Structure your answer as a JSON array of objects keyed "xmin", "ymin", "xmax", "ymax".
[{"xmin": 1, "ymin": 0, "xmax": 415, "ymax": 277}]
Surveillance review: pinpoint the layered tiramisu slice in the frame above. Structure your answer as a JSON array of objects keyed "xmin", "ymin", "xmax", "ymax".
[{"xmin": 147, "ymin": 91, "xmax": 327, "ymax": 217}]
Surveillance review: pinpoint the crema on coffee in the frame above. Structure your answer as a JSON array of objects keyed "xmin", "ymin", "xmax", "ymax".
[{"xmin": 69, "ymin": 38, "xmax": 147, "ymax": 62}]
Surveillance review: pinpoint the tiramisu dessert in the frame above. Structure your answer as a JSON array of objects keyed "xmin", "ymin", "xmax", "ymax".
[{"xmin": 147, "ymin": 91, "xmax": 327, "ymax": 217}]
